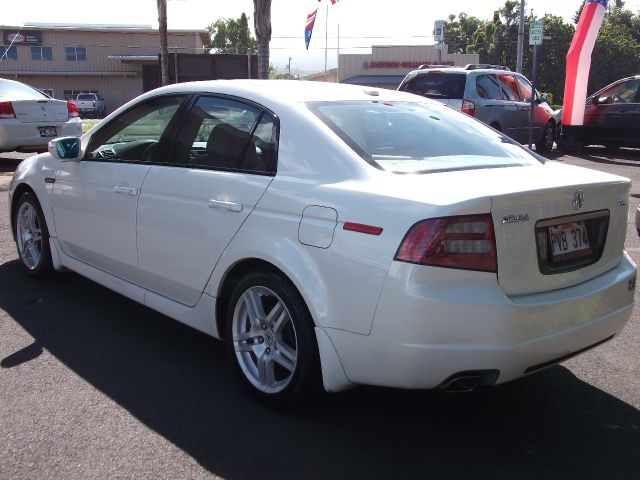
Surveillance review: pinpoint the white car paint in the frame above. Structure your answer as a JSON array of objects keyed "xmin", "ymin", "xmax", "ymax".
[{"xmin": 9, "ymin": 80, "xmax": 636, "ymax": 395}]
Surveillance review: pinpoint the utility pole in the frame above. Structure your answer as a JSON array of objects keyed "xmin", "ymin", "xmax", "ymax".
[
  {"xmin": 288, "ymin": 56, "xmax": 292, "ymax": 77},
  {"xmin": 157, "ymin": 0, "xmax": 169, "ymax": 86},
  {"xmin": 516, "ymin": 0, "xmax": 525, "ymax": 73}
]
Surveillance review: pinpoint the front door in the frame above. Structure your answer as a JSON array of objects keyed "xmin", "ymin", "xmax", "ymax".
[
  {"xmin": 50, "ymin": 95, "xmax": 185, "ymax": 283},
  {"xmin": 137, "ymin": 95, "xmax": 278, "ymax": 306}
]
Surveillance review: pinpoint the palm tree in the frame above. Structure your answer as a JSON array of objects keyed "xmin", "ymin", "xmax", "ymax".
[
  {"xmin": 253, "ymin": 0, "xmax": 272, "ymax": 79},
  {"xmin": 157, "ymin": 0, "xmax": 170, "ymax": 85}
]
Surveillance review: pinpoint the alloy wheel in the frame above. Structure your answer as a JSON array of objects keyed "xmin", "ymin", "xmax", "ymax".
[
  {"xmin": 231, "ymin": 286, "xmax": 298, "ymax": 394},
  {"xmin": 16, "ymin": 202, "xmax": 43, "ymax": 270}
]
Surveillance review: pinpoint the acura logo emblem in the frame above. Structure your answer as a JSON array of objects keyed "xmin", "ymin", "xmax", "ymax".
[{"xmin": 573, "ymin": 190, "xmax": 584, "ymax": 210}]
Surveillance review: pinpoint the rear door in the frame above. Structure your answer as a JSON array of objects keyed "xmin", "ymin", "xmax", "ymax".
[
  {"xmin": 496, "ymin": 74, "xmax": 528, "ymax": 142},
  {"xmin": 474, "ymin": 73, "xmax": 507, "ymax": 127},
  {"xmin": 136, "ymin": 95, "xmax": 277, "ymax": 306}
]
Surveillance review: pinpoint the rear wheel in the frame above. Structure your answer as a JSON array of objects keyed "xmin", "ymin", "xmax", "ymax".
[
  {"xmin": 14, "ymin": 191, "xmax": 53, "ymax": 278},
  {"xmin": 225, "ymin": 270, "xmax": 321, "ymax": 405},
  {"xmin": 535, "ymin": 121, "xmax": 555, "ymax": 153}
]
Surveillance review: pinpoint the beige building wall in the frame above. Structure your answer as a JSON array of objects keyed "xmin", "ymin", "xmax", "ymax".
[{"xmin": 0, "ymin": 25, "xmax": 205, "ymax": 111}]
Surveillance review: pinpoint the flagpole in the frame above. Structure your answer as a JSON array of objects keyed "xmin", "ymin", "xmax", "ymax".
[
  {"xmin": 324, "ymin": 1, "xmax": 328, "ymax": 80},
  {"xmin": 337, "ymin": 23, "xmax": 340, "ymax": 83}
]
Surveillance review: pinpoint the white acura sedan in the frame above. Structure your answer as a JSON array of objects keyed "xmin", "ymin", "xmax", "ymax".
[
  {"xmin": 0, "ymin": 78, "xmax": 82, "ymax": 153},
  {"xmin": 8, "ymin": 80, "xmax": 636, "ymax": 403}
]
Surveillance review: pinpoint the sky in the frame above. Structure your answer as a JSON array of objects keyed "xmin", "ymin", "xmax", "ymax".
[{"xmin": 4, "ymin": 0, "xmax": 640, "ymax": 72}]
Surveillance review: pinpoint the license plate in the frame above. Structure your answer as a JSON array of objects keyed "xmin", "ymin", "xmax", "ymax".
[
  {"xmin": 39, "ymin": 126, "xmax": 57, "ymax": 137},
  {"xmin": 548, "ymin": 221, "xmax": 591, "ymax": 260}
]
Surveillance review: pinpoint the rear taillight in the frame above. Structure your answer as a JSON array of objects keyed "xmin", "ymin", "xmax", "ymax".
[
  {"xmin": 67, "ymin": 101, "xmax": 79, "ymax": 117},
  {"xmin": 0, "ymin": 101, "xmax": 16, "ymax": 119},
  {"xmin": 461, "ymin": 99, "xmax": 475, "ymax": 116},
  {"xmin": 395, "ymin": 214, "xmax": 497, "ymax": 272}
]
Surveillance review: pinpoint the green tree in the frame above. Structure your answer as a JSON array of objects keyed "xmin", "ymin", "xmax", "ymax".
[
  {"xmin": 589, "ymin": 22, "xmax": 640, "ymax": 93},
  {"xmin": 205, "ymin": 13, "xmax": 257, "ymax": 54},
  {"xmin": 443, "ymin": 13, "xmax": 487, "ymax": 54}
]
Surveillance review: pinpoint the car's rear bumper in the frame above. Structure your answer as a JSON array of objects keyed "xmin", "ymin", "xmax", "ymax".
[
  {"xmin": 0, "ymin": 118, "xmax": 82, "ymax": 151},
  {"xmin": 323, "ymin": 253, "xmax": 636, "ymax": 390}
]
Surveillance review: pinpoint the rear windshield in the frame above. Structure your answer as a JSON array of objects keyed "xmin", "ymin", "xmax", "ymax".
[
  {"xmin": 0, "ymin": 80, "xmax": 47, "ymax": 100},
  {"xmin": 400, "ymin": 72, "xmax": 466, "ymax": 99},
  {"xmin": 307, "ymin": 101, "xmax": 542, "ymax": 174},
  {"xmin": 77, "ymin": 94, "xmax": 96, "ymax": 100}
]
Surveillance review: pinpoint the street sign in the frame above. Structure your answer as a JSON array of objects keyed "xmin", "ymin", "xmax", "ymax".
[
  {"xmin": 434, "ymin": 20, "xmax": 445, "ymax": 42},
  {"xmin": 529, "ymin": 20, "xmax": 544, "ymax": 46}
]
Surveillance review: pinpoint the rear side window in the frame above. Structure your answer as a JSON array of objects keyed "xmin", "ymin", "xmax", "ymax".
[
  {"xmin": 77, "ymin": 94, "xmax": 95, "ymax": 100},
  {"xmin": 401, "ymin": 72, "xmax": 466, "ymax": 99},
  {"xmin": 308, "ymin": 100, "xmax": 542, "ymax": 174},
  {"xmin": 475, "ymin": 74, "xmax": 502, "ymax": 100},
  {"xmin": 170, "ymin": 96, "xmax": 277, "ymax": 174}
]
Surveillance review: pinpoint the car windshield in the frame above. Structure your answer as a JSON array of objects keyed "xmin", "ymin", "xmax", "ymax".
[
  {"xmin": 308, "ymin": 100, "xmax": 543, "ymax": 174},
  {"xmin": 0, "ymin": 80, "xmax": 47, "ymax": 100},
  {"xmin": 400, "ymin": 72, "xmax": 466, "ymax": 99},
  {"xmin": 77, "ymin": 94, "xmax": 95, "ymax": 100}
]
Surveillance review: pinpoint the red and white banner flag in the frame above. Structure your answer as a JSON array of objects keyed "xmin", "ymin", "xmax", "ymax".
[{"xmin": 562, "ymin": 0, "xmax": 608, "ymax": 126}]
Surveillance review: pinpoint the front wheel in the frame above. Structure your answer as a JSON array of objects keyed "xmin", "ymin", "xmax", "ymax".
[
  {"xmin": 225, "ymin": 270, "xmax": 321, "ymax": 405},
  {"xmin": 14, "ymin": 191, "xmax": 54, "ymax": 278},
  {"xmin": 535, "ymin": 121, "xmax": 555, "ymax": 153}
]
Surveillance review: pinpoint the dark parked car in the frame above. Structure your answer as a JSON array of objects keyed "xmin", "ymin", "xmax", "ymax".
[
  {"xmin": 398, "ymin": 65, "xmax": 557, "ymax": 152},
  {"xmin": 557, "ymin": 75, "xmax": 640, "ymax": 150}
]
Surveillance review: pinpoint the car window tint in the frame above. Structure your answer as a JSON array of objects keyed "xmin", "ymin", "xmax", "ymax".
[
  {"xmin": 597, "ymin": 79, "xmax": 640, "ymax": 104},
  {"xmin": 515, "ymin": 76, "xmax": 533, "ymax": 102},
  {"xmin": 308, "ymin": 101, "xmax": 542, "ymax": 174},
  {"xmin": 401, "ymin": 72, "xmax": 466, "ymax": 99},
  {"xmin": 171, "ymin": 96, "xmax": 275, "ymax": 173},
  {"xmin": 475, "ymin": 74, "xmax": 502, "ymax": 100},
  {"xmin": 86, "ymin": 96, "xmax": 184, "ymax": 162},
  {"xmin": 498, "ymin": 75, "xmax": 520, "ymax": 101},
  {"xmin": 0, "ymin": 80, "xmax": 47, "ymax": 100}
]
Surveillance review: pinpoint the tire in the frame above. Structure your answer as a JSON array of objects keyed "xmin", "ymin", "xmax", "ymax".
[
  {"xmin": 535, "ymin": 121, "xmax": 555, "ymax": 153},
  {"xmin": 14, "ymin": 191, "xmax": 54, "ymax": 278},
  {"xmin": 225, "ymin": 270, "xmax": 322, "ymax": 405}
]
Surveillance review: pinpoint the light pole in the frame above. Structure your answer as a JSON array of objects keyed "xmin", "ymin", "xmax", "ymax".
[{"xmin": 288, "ymin": 57, "xmax": 292, "ymax": 77}]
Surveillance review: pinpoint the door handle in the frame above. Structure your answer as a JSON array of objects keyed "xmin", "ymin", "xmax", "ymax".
[
  {"xmin": 208, "ymin": 199, "xmax": 243, "ymax": 212},
  {"xmin": 113, "ymin": 186, "xmax": 138, "ymax": 196}
]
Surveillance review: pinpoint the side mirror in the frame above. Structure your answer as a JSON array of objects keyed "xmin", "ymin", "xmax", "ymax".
[
  {"xmin": 48, "ymin": 137, "xmax": 82, "ymax": 161},
  {"xmin": 594, "ymin": 96, "xmax": 612, "ymax": 106}
]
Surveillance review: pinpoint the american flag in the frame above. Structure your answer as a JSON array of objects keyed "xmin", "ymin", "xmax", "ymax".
[
  {"xmin": 562, "ymin": 0, "xmax": 608, "ymax": 126},
  {"xmin": 305, "ymin": 0, "xmax": 340, "ymax": 50}
]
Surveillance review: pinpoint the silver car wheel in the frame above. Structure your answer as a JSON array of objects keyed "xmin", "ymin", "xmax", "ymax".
[
  {"xmin": 231, "ymin": 286, "xmax": 298, "ymax": 394},
  {"xmin": 16, "ymin": 201, "xmax": 43, "ymax": 270}
]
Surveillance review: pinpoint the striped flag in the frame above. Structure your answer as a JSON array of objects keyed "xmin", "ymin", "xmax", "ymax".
[
  {"xmin": 305, "ymin": 0, "xmax": 339, "ymax": 50},
  {"xmin": 305, "ymin": 5, "xmax": 319, "ymax": 50},
  {"xmin": 562, "ymin": 0, "xmax": 608, "ymax": 126}
]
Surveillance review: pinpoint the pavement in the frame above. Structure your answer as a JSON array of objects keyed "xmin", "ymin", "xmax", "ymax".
[{"xmin": 0, "ymin": 147, "xmax": 639, "ymax": 480}]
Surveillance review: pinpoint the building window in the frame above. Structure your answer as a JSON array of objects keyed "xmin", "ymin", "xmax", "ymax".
[
  {"xmin": 65, "ymin": 46, "xmax": 86, "ymax": 61},
  {"xmin": 40, "ymin": 88, "xmax": 54, "ymax": 98},
  {"xmin": 0, "ymin": 46, "xmax": 17, "ymax": 60},
  {"xmin": 31, "ymin": 46, "xmax": 53, "ymax": 61}
]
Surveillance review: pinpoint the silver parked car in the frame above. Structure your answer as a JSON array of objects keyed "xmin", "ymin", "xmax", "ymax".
[
  {"xmin": 398, "ymin": 65, "xmax": 557, "ymax": 152},
  {"xmin": 0, "ymin": 78, "xmax": 82, "ymax": 153}
]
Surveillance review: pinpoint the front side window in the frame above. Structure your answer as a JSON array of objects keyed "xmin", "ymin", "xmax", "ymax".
[
  {"xmin": 87, "ymin": 96, "xmax": 184, "ymax": 162},
  {"xmin": 308, "ymin": 101, "xmax": 542, "ymax": 174},
  {"xmin": 171, "ymin": 96, "xmax": 278, "ymax": 173},
  {"xmin": 515, "ymin": 76, "xmax": 533, "ymax": 102},
  {"xmin": 0, "ymin": 46, "xmax": 17, "ymax": 60},
  {"xmin": 597, "ymin": 79, "xmax": 640, "ymax": 104},
  {"xmin": 31, "ymin": 46, "xmax": 53, "ymax": 61},
  {"xmin": 498, "ymin": 74, "xmax": 520, "ymax": 101},
  {"xmin": 65, "ymin": 46, "xmax": 86, "ymax": 61}
]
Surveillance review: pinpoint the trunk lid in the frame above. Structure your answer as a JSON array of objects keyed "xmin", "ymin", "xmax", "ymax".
[
  {"xmin": 11, "ymin": 99, "xmax": 69, "ymax": 123},
  {"xmin": 489, "ymin": 163, "xmax": 629, "ymax": 296}
]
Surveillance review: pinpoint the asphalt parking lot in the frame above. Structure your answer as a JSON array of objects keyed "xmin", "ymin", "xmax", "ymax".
[{"xmin": 1, "ymin": 148, "xmax": 639, "ymax": 480}]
